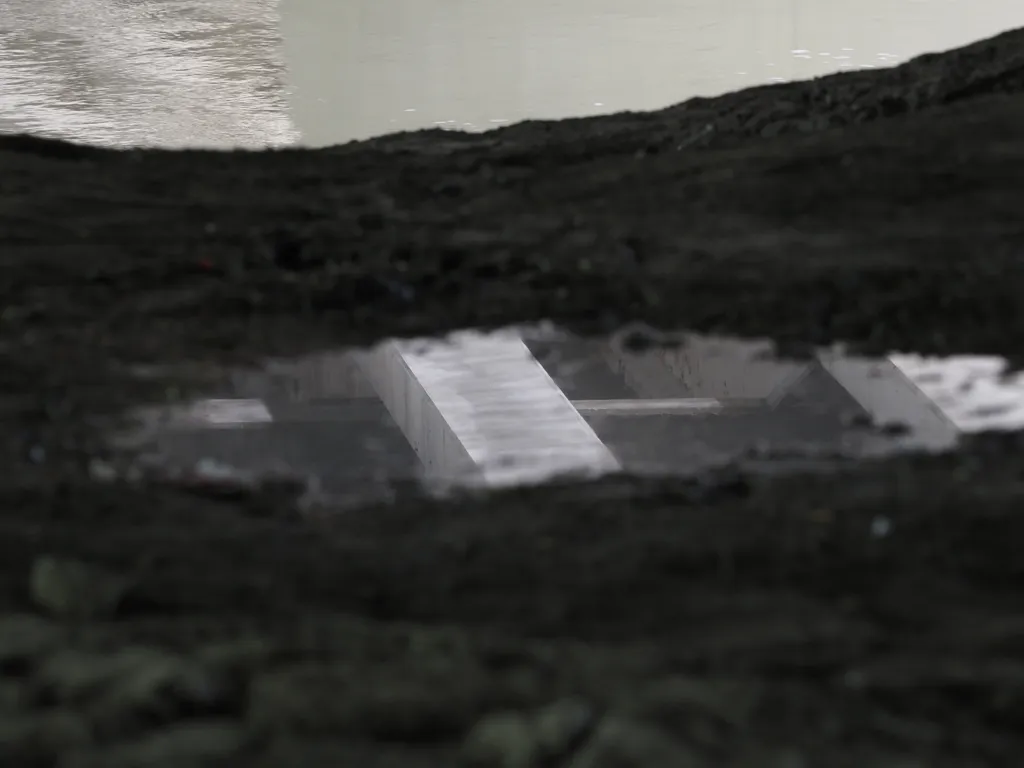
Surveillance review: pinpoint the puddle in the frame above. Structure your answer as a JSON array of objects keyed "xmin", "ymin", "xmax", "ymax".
[{"xmin": 102, "ymin": 326, "xmax": 1024, "ymax": 507}]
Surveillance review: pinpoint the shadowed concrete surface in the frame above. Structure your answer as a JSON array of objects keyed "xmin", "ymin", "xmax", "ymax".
[{"xmin": 4, "ymin": 10, "xmax": 1024, "ymax": 768}]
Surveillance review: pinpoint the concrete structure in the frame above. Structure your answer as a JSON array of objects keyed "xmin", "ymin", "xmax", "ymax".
[
  {"xmin": 129, "ymin": 327, "xmax": 962, "ymax": 492},
  {"xmin": 354, "ymin": 330, "xmax": 621, "ymax": 486},
  {"xmin": 296, "ymin": 329, "xmax": 959, "ymax": 485}
]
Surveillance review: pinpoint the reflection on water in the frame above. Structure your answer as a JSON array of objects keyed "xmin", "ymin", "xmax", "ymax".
[{"xmin": 107, "ymin": 326, "xmax": 1019, "ymax": 506}]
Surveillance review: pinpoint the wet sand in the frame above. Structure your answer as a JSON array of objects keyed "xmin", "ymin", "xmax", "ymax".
[{"xmin": 2, "ymin": 27, "xmax": 1024, "ymax": 767}]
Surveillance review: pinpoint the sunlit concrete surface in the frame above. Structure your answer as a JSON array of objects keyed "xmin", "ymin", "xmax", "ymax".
[
  {"xmin": 355, "ymin": 331, "xmax": 622, "ymax": 486},
  {"xmin": 573, "ymin": 399, "xmax": 733, "ymax": 416}
]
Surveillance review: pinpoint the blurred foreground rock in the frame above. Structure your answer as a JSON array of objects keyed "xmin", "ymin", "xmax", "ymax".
[{"xmin": 30, "ymin": 558, "xmax": 131, "ymax": 620}]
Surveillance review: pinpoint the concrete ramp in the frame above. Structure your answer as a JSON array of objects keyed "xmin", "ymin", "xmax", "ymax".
[{"xmin": 356, "ymin": 330, "xmax": 621, "ymax": 486}]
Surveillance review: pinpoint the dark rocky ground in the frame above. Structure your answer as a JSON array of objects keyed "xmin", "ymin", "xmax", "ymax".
[{"xmin": 2, "ymin": 25, "xmax": 1024, "ymax": 768}]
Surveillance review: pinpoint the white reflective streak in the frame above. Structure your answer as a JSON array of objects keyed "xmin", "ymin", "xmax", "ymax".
[{"xmin": 891, "ymin": 355, "xmax": 1024, "ymax": 433}]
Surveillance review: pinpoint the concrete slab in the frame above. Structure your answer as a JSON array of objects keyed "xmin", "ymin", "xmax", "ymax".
[
  {"xmin": 574, "ymin": 398, "xmax": 736, "ymax": 416},
  {"xmin": 355, "ymin": 329, "xmax": 622, "ymax": 487},
  {"xmin": 817, "ymin": 353, "xmax": 960, "ymax": 454}
]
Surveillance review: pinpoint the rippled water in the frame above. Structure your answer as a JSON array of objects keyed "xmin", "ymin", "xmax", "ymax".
[
  {"xmin": 4, "ymin": 0, "xmax": 1024, "ymax": 498},
  {"xmin": 0, "ymin": 0, "xmax": 297, "ymax": 147}
]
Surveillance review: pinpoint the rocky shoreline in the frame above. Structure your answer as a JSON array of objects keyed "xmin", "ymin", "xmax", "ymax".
[{"xmin": 2, "ymin": 27, "xmax": 1024, "ymax": 768}]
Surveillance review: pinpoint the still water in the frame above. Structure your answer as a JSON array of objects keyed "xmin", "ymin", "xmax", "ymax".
[{"xmin": 3, "ymin": 0, "xmax": 1024, "ymax": 497}]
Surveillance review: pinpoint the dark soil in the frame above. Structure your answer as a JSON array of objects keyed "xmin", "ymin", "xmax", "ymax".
[{"xmin": 2, "ymin": 26, "xmax": 1024, "ymax": 768}]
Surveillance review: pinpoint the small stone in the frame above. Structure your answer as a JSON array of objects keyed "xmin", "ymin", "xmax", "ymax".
[
  {"xmin": 870, "ymin": 516, "xmax": 893, "ymax": 538},
  {"xmin": 532, "ymin": 698, "xmax": 596, "ymax": 758},
  {"xmin": 29, "ymin": 557, "xmax": 130, "ymax": 620},
  {"xmin": 461, "ymin": 712, "xmax": 537, "ymax": 768},
  {"xmin": 97, "ymin": 654, "xmax": 229, "ymax": 724},
  {"xmin": 87, "ymin": 458, "xmax": 119, "ymax": 483},
  {"xmin": 566, "ymin": 716, "xmax": 709, "ymax": 768},
  {"xmin": 460, "ymin": 699, "xmax": 596, "ymax": 768},
  {"xmin": 37, "ymin": 646, "xmax": 232, "ymax": 727}
]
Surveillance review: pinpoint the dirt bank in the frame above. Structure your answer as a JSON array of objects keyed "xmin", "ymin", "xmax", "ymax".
[{"xmin": 2, "ymin": 26, "xmax": 1024, "ymax": 768}]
